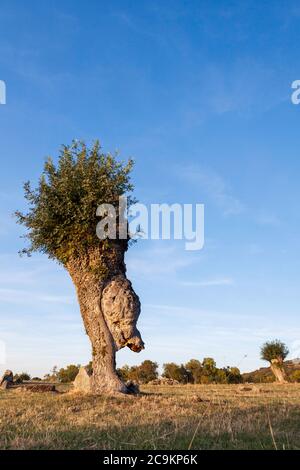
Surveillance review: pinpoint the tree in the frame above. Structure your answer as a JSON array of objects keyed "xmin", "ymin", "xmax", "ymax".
[
  {"xmin": 137, "ymin": 360, "xmax": 158, "ymax": 383},
  {"xmin": 261, "ymin": 340, "xmax": 289, "ymax": 383},
  {"xmin": 201, "ymin": 357, "xmax": 217, "ymax": 383},
  {"xmin": 185, "ymin": 359, "xmax": 202, "ymax": 384},
  {"xmin": 163, "ymin": 363, "xmax": 189, "ymax": 383},
  {"xmin": 14, "ymin": 372, "xmax": 31, "ymax": 383},
  {"xmin": 224, "ymin": 366, "xmax": 242, "ymax": 384},
  {"xmin": 117, "ymin": 365, "xmax": 132, "ymax": 382},
  {"xmin": 290, "ymin": 370, "xmax": 300, "ymax": 383},
  {"xmin": 16, "ymin": 141, "xmax": 144, "ymax": 394},
  {"xmin": 57, "ymin": 364, "xmax": 80, "ymax": 383}
]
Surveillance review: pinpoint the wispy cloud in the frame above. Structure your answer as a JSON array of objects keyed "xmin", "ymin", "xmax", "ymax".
[
  {"xmin": 127, "ymin": 243, "xmax": 199, "ymax": 279},
  {"xmin": 181, "ymin": 277, "xmax": 234, "ymax": 287},
  {"xmin": 0, "ymin": 288, "xmax": 74, "ymax": 305},
  {"xmin": 255, "ymin": 212, "xmax": 280, "ymax": 227},
  {"xmin": 179, "ymin": 165, "xmax": 244, "ymax": 216}
]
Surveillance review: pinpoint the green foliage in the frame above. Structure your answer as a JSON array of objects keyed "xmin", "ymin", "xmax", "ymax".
[
  {"xmin": 185, "ymin": 359, "xmax": 202, "ymax": 384},
  {"xmin": 201, "ymin": 357, "xmax": 217, "ymax": 383},
  {"xmin": 290, "ymin": 370, "xmax": 300, "ymax": 383},
  {"xmin": 14, "ymin": 372, "xmax": 31, "ymax": 383},
  {"xmin": 57, "ymin": 364, "xmax": 80, "ymax": 383},
  {"xmin": 16, "ymin": 141, "xmax": 135, "ymax": 265},
  {"xmin": 162, "ymin": 363, "xmax": 189, "ymax": 383},
  {"xmin": 137, "ymin": 360, "xmax": 158, "ymax": 384},
  {"xmin": 261, "ymin": 340, "xmax": 289, "ymax": 363},
  {"xmin": 218, "ymin": 366, "xmax": 242, "ymax": 384},
  {"xmin": 117, "ymin": 360, "xmax": 158, "ymax": 384}
]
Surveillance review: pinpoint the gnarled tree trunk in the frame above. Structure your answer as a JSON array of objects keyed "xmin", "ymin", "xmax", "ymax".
[
  {"xmin": 67, "ymin": 243, "xmax": 144, "ymax": 394},
  {"xmin": 270, "ymin": 359, "xmax": 288, "ymax": 383}
]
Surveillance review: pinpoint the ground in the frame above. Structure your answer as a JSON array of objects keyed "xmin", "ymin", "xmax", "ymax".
[{"xmin": 0, "ymin": 383, "xmax": 300, "ymax": 450}]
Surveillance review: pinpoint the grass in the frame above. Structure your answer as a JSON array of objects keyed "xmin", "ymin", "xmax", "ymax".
[{"xmin": 0, "ymin": 383, "xmax": 300, "ymax": 450}]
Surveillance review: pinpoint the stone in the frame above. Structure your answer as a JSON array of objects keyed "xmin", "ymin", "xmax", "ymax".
[
  {"xmin": 125, "ymin": 380, "xmax": 140, "ymax": 394},
  {"xmin": 148, "ymin": 377, "xmax": 180, "ymax": 386},
  {"xmin": 23, "ymin": 384, "xmax": 56, "ymax": 392},
  {"xmin": 0, "ymin": 370, "xmax": 13, "ymax": 389},
  {"xmin": 73, "ymin": 366, "xmax": 92, "ymax": 393}
]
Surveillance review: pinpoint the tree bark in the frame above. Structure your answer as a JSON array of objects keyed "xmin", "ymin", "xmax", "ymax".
[
  {"xmin": 270, "ymin": 359, "xmax": 288, "ymax": 383},
  {"xmin": 67, "ymin": 243, "xmax": 144, "ymax": 394}
]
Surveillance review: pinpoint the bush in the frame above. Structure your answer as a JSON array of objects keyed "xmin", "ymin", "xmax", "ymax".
[
  {"xmin": 14, "ymin": 372, "xmax": 31, "ymax": 383},
  {"xmin": 117, "ymin": 361, "xmax": 158, "ymax": 384},
  {"xmin": 138, "ymin": 360, "xmax": 158, "ymax": 384},
  {"xmin": 163, "ymin": 363, "xmax": 189, "ymax": 383},
  {"xmin": 290, "ymin": 370, "xmax": 300, "ymax": 383},
  {"xmin": 57, "ymin": 364, "xmax": 80, "ymax": 383},
  {"xmin": 185, "ymin": 359, "xmax": 202, "ymax": 384}
]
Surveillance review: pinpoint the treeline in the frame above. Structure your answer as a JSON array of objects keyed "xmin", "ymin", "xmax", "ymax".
[
  {"xmin": 19, "ymin": 358, "xmax": 243, "ymax": 384},
  {"xmin": 117, "ymin": 358, "xmax": 243, "ymax": 384}
]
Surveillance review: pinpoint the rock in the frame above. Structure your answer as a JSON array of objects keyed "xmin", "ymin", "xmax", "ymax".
[
  {"xmin": 125, "ymin": 380, "xmax": 140, "ymax": 394},
  {"xmin": 148, "ymin": 377, "xmax": 180, "ymax": 386},
  {"xmin": 237, "ymin": 384, "xmax": 261, "ymax": 393},
  {"xmin": 23, "ymin": 384, "xmax": 56, "ymax": 392},
  {"xmin": 0, "ymin": 370, "xmax": 13, "ymax": 389},
  {"xmin": 73, "ymin": 366, "xmax": 92, "ymax": 393}
]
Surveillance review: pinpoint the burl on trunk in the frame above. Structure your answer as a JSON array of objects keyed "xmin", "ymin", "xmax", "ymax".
[{"xmin": 67, "ymin": 242, "xmax": 144, "ymax": 394}]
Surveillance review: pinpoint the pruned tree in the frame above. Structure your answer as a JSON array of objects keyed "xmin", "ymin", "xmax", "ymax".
[
  {"xmin": 261, "ymin": 340, "xmax": 289, "ymax": 383},
  {"xmin": 16, "ymin": 141, "xmax": 144, "ymax": 394}
]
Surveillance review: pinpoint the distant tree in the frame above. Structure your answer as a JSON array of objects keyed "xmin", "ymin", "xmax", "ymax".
[
  {"xmin": 185, "ymin": 359, "xmax": 202, "ymax": 384},
  {"xmin": 127, "ymin": 366, "xmax": 140, "ymax": 382},
  {"xmin": 226, "ymin": 367, "xmax": 242, "ymax": 384},
  {"xmin": 14, "ymin": 372, "xmax": 31, "ymax": 383},
  {"xmin": 31, "ymin": 377, "xmax": 42, "ymax": 381},
  {"xmin": 261, "ymin": 340, "xmax": 289, "ymax": 383},
  {"xmin": 215, "ymin": 368, "xmax": 228, "ymax": 384},
  {"xmin": 16, "ymin": 141, "xmax": 143, "ymax": 394},
  {"xmin": 44, "ymin": 365, "xmax": 59, "ymax": 382},
  {"xmin": 137, "ymin": 360, "xmax": 158, "ymax": 384},
  {"xmin": 163, "ymin": 363, "xmax": 189, "ymax": 383},
  {"xmin": 86, "ymin": 361, "xmax": 93, "ymax": 375},
  {"xmin": 57, "ymin": 364, "xmax": 80, "ymax": 383},
  {"xmin": 117, "ymin": 365, "xmax": 132, "ymax": 382},
  {"xmin": 290, "ymin": 370, "xmax": 300, "ymax": 383},
  {"xmin": 201, "ymin": 357, "xmax": 217, "ymax": 383}
]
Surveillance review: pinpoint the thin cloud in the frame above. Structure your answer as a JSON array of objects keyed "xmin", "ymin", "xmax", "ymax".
[
  {"xmin": 0, "ymin": 288, "xmax": 74, "ymax": 305},
  {"xmin": 182, "ymin": 277, "xmax": 234, "ymax": 287},
  {"xmin": 180, "ymin": 166, "xmax": 244, "ymax": 216}
]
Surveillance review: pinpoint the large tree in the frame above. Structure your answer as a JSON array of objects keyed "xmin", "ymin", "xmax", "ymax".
[
  {"xmin": 16, "ymin": 141, "xmax": 144, "ymax": 394},
  {"xmin": 260, "ymin": 340, "xmax": 289, "ymax": 383}
]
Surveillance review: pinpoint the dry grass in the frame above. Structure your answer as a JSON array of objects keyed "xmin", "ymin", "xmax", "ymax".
[{"xmin": 1, "ymin": 383, "xmax": 300, "ymax": 450}]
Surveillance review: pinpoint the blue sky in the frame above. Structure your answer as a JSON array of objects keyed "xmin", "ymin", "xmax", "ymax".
[{"xmin": 1, "ymin": 0, "xmax": 300, "ymax": 377}]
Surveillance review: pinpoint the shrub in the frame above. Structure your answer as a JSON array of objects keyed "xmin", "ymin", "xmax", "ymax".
[
  {"xmin": 290, "ymin": 370, "xmax": 300, "ymax": 383},
  {"xmin": 162, "ymin": 363, "xmax": 189, "ymax": 383},
  {"xmin": 57, "ymin": 364, "xmax": 80, "ymax": 383},
  {"xmin": 14, "ymin": 372, "xmax": 31, "ymax": 382},
  {"xmin": 185, "ymin": 359, "xmax": 202, "ymax": 384}
]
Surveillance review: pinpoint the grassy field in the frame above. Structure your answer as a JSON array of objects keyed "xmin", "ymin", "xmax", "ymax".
[{"xmin": 0, "ymin": 383, "xmax": 300, "ymax": 450}]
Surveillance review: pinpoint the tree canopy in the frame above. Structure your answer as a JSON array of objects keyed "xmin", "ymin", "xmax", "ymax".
[
  {"xmin": 16, "ymin": 141, "xmax": 135, "ymax": 265},
  {"xmin": 261, "ymin": 340, "xmax": 289, "ymax": 363}
]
